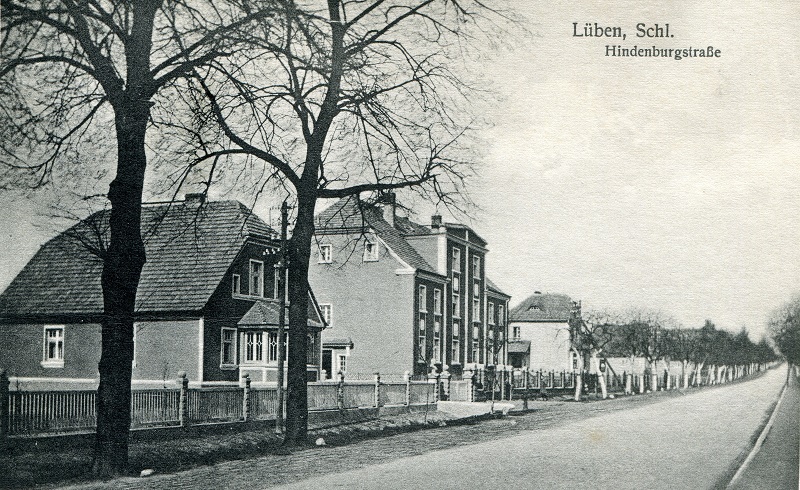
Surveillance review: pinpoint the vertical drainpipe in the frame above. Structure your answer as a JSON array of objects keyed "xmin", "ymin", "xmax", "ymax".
[
  {"xmin": 464, "ymin": 238, "xmax": 470, "ymax": 366},
  {"xmin": 197, "ymin": 317, "xmax": 205, "ymax": 384},
  {"xmin": 437, "ymin": 227, "xmax": 447, "ymax": 366}
]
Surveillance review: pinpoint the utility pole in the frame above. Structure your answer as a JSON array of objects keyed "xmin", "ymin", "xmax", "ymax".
[{"xmin": 275, "ymin": 201, "xmax": 289, "ymax": 435}]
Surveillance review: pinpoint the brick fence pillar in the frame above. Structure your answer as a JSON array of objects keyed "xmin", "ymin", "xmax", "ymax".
[
  {"xmin": 464, "ymin": 369, "xmax": 475, "ymax": 402},
  {"xmin": 427, "ymin": 367, "xmax": 440, "ymax": 402},
  {"xmin": 178, "ymin": 371, "xmax": 189, "ymax": 427},
  {"xmin": 440, "ymin": 365, "xmax": 451, "ymax": 401},
  {"xmin": 242, "ymin": 373, "xmax": 251, "ymax": 421}
]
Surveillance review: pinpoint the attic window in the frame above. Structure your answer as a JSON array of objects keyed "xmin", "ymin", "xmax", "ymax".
[
  {"xmin": 318, "ymin": 244, "xmax": 332, "ymax": 264},
  {"xmin": 232, "ymin": 274, "xmax": 241, "ymax": 295},
  {"xmin": 363, "ymin": 240, "xmax": 378, "ymax": 262},
  {"xmin": 249, "ymin": 260, "xmax": 264, "ymax": 297},
  {"xmin": 528, "ymin": 305, "xmax": 541, "ymax": 311}
]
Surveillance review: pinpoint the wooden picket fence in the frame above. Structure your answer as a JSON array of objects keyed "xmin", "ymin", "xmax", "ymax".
[{"xmin": 0, "ymin": 371, "xmax": 435, "ymax": 438}]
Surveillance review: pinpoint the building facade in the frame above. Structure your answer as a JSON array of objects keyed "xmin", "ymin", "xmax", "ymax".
[
  {"xmin": 508, "ymin": 292, "xmax": 574, "ymax": 371},
  {"xmin": 310, "ymin": 195, "xmax": 510, "ymax": 378},
  {"xmin": 0, "ymin": 196, "xmax": 324, "ymax": 388}
]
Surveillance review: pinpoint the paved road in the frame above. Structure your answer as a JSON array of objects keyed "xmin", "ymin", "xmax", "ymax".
[
  {"xmin": 61, "ymin": 367, "xmax": 787, "ymax": 490},
  {"xmin": 730, "ymin": 370, "xmax": 799, "ymax": 490},
  {"xmin": 278, "ymin": 367, "xmax": 786, "ymax": 490}
]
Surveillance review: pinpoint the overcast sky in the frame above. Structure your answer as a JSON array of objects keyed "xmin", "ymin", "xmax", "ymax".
[
  {"xmin": 468, "ymin": 1, "xmax": 800, "ymax": 339},
  {"xmin": 1, "ymin": 1, "xmax": 798, "ymax": 341}
]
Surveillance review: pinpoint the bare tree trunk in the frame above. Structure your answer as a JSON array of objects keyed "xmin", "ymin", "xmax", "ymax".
[
  {"xmin": 595, "ymin": 355, "xmax": 607, "ymax": 399},
  {"xmin": 650, "ymin": 360, "xmax": 658, "ymax": 392},
  {"xmin": 93, "ymin": 105, "xmax": 149, "ymax": 476},
  {"xmin": 283, "ymin": 189, "xmax": 317, "ymax": 445},
  {"xmin": 682, "ymin": 360, "xmax": 690, "ymax": 389},
  {"xmin": 573, "ymin": 353, "xmax": 583, "ymax": 401}
]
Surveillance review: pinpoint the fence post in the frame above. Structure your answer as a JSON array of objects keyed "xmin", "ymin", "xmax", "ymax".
[
  {"xmin": 374, "ymin": 372, "xmax": 382, "ymax": 409},
  {"xmin": 337, "ymin": 370, "xmax": 346, "ymax": 410},
  {"xmin": 464, "ymin": 369, "xmax": 475, "ymax": 402},
  {"xmin": 404, "ymin": 371, "xmax": 411, "ymax": 406},
  {"xmin": 178, "ymin": 371, "xmax": 189, "ymax": 427},
  {"xmin": 428, "ymin": 367, "xmax": 440, "ymax": 402},
  {"xmin": 522, "ymin": 369, "xmax": 529, "ymax": 410},
  {"xmin": 0, "ymin": 369, "xmax": 9, "ymax": 442},
  {"xmin": 242, "ymin": 373, "xmax": 250, "ymax": 422},
  {"xmin": 441, "ymin": 365, "xmax": 451, "ymax": 401}
]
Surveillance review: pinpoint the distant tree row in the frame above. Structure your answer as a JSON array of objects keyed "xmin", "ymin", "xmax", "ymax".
[
  {"xmin": 569, "ymin": 305, "xmax": 777, "ymax": 400},
  {"xmin": 768, "ymin": 294, "xmax": 800, "ymax": 374}
]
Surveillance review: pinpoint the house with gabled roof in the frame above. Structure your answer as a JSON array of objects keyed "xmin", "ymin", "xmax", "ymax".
[
  {"xmin": 508, "ymin": 292, "xmax": 574, "ymax": 371},
  {"xmin": 309, "ymin": 195, "xmax": 510, "ymax": 378},
  {"xmin": 0, "ymin": 194, "xmax": 324, "ymax": 388}
]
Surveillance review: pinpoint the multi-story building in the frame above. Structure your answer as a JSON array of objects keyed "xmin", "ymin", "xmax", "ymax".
[{"xmin": 310, "ymin": 195, "xmax": 510, "ymax": 377}]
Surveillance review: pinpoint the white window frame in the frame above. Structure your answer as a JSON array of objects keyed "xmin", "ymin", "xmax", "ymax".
[
  {"xmin": 452, "ymin": 291, "xmax": 460, "ymax": 319},
  {"xmin": 42, "ymin": 325, "xmax": 64, "ymax": 368},
  {"xmin": 498, "ymin": 305, "xmax": 505, "ymax": 326},
  {"xmin": 220, "ymin": 328, "xmax": 237, "ymax": 368},
  {"xmin": 418, "ymin": 313, "xmax": 427, "ymax": 362},
  {"xmin": 232, "ymin": 273, "xmax": 242, "ymax": 295},
  {"xmin": 418, "ymin": 285, "xmax": 427, "ymax": 313},
  {"xmin": 472, "ymin": 255, "xmax": 481, "ymax": 278},
  {"xmin": 243, "ymin": 331, "xmax": 265, "ymax": 364},
  {"xmin": 472, "ymin": 297, "xmax": 481, "ymax": 321},
  {"xmin": 337, "ymin": 354, "xmax": 347, "ymax": 374},
  {"xmin": 363, "ymin": 240, "xmax": 379, "ymax": 262},
  {"xmin": 268, "ymin": 331, "xmax": 279, "ymax": 362},
  {"xmin": 452, "ymin": 247, "xmax": 461, "ymax": 273},
  {"xmin": 249, "ymin": 259, "xmax": 264, "ymax": 297},
  {"xmin": 320, "ymin": 304, "xmax": 332, "ymax": 328},
  {"xmin": 433, "ymin": 289, "xmax": 442, "ymax": 315},
  {"xmin": 452, "ymin": 337, "xmax": 460, "ymax": 364},
  {"xmin": 318, "ymin": 244, "xmax": 332, "ymax": 263},
  {"xmin": 513, "ymin": 325, "xmax": 521, "ymax": 340},
  {"xmin": 488, "ymin": 303, "xmax": 495, "ymax": 325}
]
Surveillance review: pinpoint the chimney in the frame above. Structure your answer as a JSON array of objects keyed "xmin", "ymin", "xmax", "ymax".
[
  {"xmin": 185, "ymin": 192, "xmax": 206, "ymax": 205},
  {"xmin": 431, "ymin": 214, "xmax": 442, "ymax": 229},
  {"xmin": 384, "ymin": 192, "xmax": 396, "ymax": 227}
]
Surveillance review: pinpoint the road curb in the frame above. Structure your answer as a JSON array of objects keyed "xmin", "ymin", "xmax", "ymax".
[{"xmin": 725, "ymin": 377, "xmax": 789, "ymax": 488}]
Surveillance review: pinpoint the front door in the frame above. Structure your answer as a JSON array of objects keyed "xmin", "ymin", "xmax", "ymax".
[{"xmin": 322, "ymin": 349, "xmax": 333, "ymax": 379}]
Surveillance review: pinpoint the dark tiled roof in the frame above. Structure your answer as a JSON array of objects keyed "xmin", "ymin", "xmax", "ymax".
[
  {"xmin": 393, "ymin": 216, "xmax": 433, "ymax": 236},
  {"xmin": 316, "ymin": 196, "xmax": 437, "ymax": 274},
  {"xmin": 0, "ymin": 200, "xmax": 275, "ymax": 318},
  {"xmin": 510, "ymin": 293, "xmax": 573, "ymax": 322},
  {"xmin": 486, "ymin": 277, "xmax": 510, "ymax": 297},
  {"xmin": 508, "ymin": 340, "xmax": 531, "ymax": 354},
  {"xmin": 322, "ymin": 338, "xmax": 354, "ymax": 348},
  {"xmin": 238, "ymin": 297, "xmax": 323, "ymax": 328}
]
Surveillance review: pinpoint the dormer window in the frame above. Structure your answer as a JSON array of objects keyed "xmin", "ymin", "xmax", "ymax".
[
  {"xmin": 528, "ymin": 304, "xmax": 541, "ymax": 311},
  {"xmin": 318, "ymin": 244, "xmax": 332, "ymax": 263},
  {"xmin": 249, "ymin": 260, "xmax": 264, "ymax": 297},
  {"xmin": 363, "ymin": 240, "xmax": 379, "ymax": 262}
]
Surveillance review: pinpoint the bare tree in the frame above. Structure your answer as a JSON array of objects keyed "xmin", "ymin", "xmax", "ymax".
[
  {"xmin": 191, "ymin": 0, "xmax": 507, "ymax": 444},
  {"xmin": 1, "ymin": 1, "xmax": 276, "ymax": 475},
  {"xmin": 571, "ymin": 304, "xmax": 615, "ymax": 400}
]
